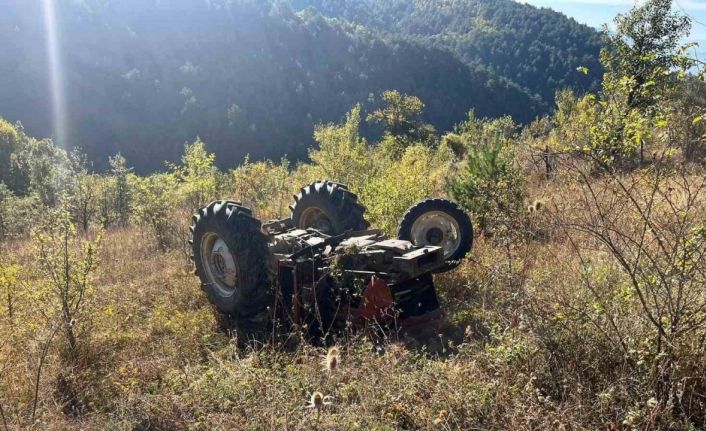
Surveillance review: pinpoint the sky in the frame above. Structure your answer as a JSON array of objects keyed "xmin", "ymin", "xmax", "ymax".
[{"xmin": 521, "ymin": 0, "xmax": 706, "ymax": 54}]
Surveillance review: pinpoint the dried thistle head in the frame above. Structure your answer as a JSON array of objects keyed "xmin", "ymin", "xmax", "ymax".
[
  {"xmin": 306, "ymin": 391, "xmax": 332, "ymax": 410},
  {"xmin": 323, "ymin": 346, "xmax": 340, "ymax": 371},
  {"xmin": 310, "ymin": 392, "xmax": 323, "ymax": 410}
]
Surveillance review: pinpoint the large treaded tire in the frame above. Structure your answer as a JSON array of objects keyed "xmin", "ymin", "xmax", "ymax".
[
  {"xmin": 397, "ymin": 199, "xmax": 473, "ymax": 272},
  {"xmin": 190, "ymin": 201, "xmax": 272, "ymax": 336},
  {"xmin": 289, "ymin": 180, "xmax": 369, "ymax": 235}
]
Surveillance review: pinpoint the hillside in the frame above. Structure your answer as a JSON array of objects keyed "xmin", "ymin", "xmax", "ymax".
[
  {"xmin": 292, "ymin": 0, "xmax": 604, "ymax": 102},
  {"xmin": 1, "ymin": 85, "xmax": 706, "ymax": 429},
  {"xmin": 2, "ymin": 0, "xmax": 706, "ymax": 428},
  {"xmin": 0, "ymin": 0, "xmax": 601, "ymax": 172}
]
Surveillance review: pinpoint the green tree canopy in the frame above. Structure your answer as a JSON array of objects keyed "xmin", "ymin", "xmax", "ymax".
[
  {"xmin": 602, "ymin": 0, "xmax": 691, "ymax": 109},
  {"xmin": 367, "ymin": 91, "xmax": 436, "ymax": 152}
]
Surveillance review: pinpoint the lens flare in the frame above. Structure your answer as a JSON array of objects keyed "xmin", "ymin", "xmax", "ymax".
[{"xmin": 42, "ymin": 0, "xmax": 67, "ymax": 149}]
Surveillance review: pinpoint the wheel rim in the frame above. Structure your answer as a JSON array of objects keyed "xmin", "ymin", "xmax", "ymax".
[
  {"xmin": 410, "ymin": 211, "xmax": 461, "ymax": 259},
  {"xmin": 299, "ymin": 207, "xmax": 334, "ymax": 234},
  {"xmin": 200, "ymin": 232, "xmax": 238, "ymax": 296}
]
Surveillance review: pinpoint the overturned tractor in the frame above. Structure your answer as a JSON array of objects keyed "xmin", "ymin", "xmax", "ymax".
[{"xmin": 190, "ymin": 180, "xmax": 473, "ymax": 342}]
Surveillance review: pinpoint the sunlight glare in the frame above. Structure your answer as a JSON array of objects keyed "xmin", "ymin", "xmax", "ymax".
[{"xmin": 42, "ymin": 0, "xmax": 67, "ymax": 149}]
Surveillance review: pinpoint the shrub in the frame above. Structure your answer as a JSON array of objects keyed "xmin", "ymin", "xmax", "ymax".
[
  {"xmin": 0, "ymin": 184, "xmax": 13, "ymax": 243},
  {"xmin": 367, "ymin": 90, "xmax": 437, "ymax": 152},
  {"xmin": 171, "ymin": 139, "xmax": 222, "ymax": 211},
  {"xmin": 360, "ymin": 144, "xmax": 453, "ymax": 235},
  {"xmin": 132, "ymin": 173, "xmax": 181, "ymax": 252},
  {"xmin": 229, "ymin": 157, "xmax": 291, "ymax": 220},
  {"xmin": 553, "ymin": 156, "xmax": 706, "ymax": 422},
  {"xmin": 0, "ymin": 118, "xmax": 22, "ymax": 189},
  {"xmin": 447, "ymin": 111, "xmax": 516, "ymax": 151},
  {"xmin": 133, "ymin": 141, "xmax": 224, "ymax": 254},
  {"xmin": 547, "ymin": 88, "xmax": 649, "ymax": 171},
  {"xmin": 449, "ymin": 138, "xmax": 525, "ymax": 237},
  {"xmin": 0, "ymin": 261, "xmax": 20, "ymax": 325},
  {"xmin": 105, "ymin": 153, "xmax": 133, "ymax": 227},
  {"xmin": 10, "ymin": 136, "xmax": 70, "ymax": 206},
  {"xmin": 0, "ymin": 183, "xmax": 38, "ymax": 242},
  {"xmin": 33, "ymin": 210, "xmax": 101, "ymax": 356},
  {"xmin": 309, "ymin": 104, "xmax": 375, "ymax": 188},
  {"xmin": 668, "ymin": 77, "xmax": 706, "ymax": 163},
  {"xmin": 65, "ymin": 150, "xmax": 99, "ymax": 231}
]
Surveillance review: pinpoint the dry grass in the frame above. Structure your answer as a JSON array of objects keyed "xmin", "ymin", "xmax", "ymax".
[{"xmin": 1, "ymin": 167, "xmax": 705, "ymax": 430}]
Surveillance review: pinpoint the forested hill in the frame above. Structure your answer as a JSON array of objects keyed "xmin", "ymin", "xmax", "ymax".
[
  {"xmin": 0, "ymin": 0, "xmax": 602, "ymax": 172},
  {"xmin": 291, "ymin": 0, "xmax": 604, "ymax": 103}
]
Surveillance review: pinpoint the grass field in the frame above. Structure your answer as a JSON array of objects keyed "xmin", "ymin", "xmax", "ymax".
[{"xmin": 2, "ymin": 160, "xmax": 705, "ymax": 430}]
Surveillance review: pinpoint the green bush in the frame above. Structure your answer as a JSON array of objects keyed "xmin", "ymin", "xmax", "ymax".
[
  {"xmin": 65, "ymin": 150, "xmax": 99, "ymax": 231},
  {"xmin": 0, "ymin": 183, "xmax": 15, "ymax": 242},
  {"xmin": 171, "ymin": 140, "xmax": 223, "ymax": 211},
  {"xmin": 449, "ymin": 138, "xmax": 525, "ymax": 236},
  {"xmin": 133, "ymin": 173, "xmax": 181, "ymax": 252},
  {"xmin": 360, "ymin": 144, "xmax": 453, "ymax": 235},
  {"xmin": 367, "ymin": 90, "xmax": 437, "ymax": 154},
  {"xmin": 0, "ymin": 119, "xmax": 22, "ymax": 189},
  {"xmin": 105, "ymin": 154, "xmax": 134, "ymax": 227},
  {"xmin": 229, "ymin": 157, "xmax": 291, "ymax": 220},
  {"xmin": 132, "ymin": 141, "xmax": 224, "ymax": 254},
  {"xmin": 0, "ymin": 183, "xmax": 38, "ymax": 242},
  {"xmin": 308, "ymin": 104, "xmax": 374, "ymax": 188},
  {"xmin": 32, "ymin": 209, "xmax": 101, "ymax": 356}
]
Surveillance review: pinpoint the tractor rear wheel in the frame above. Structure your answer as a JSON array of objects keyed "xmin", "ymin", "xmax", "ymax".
[
  {"xmin": 398, "ymin": 199, "xmax": 473, "ymax": 272},
  {"xmin": 290, "ymin": 180, "xmax": 369, "ymax": 235},
  {"xmin": 190, "ymin": 201, "xmax": 272, "ymax": 336}
]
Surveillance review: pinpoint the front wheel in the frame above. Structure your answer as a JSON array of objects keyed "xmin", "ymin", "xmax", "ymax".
[{"xmin": 397, "ymin": 199, "xmax": 473, "ymax": 272}]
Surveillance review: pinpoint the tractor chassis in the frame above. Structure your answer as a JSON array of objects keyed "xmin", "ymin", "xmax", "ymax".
[{"xmin": 267, "ymin": 228, "xmax": 444, "ymax": 337}]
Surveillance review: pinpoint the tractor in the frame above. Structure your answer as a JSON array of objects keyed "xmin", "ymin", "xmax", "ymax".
[{"xmin": 189, "ymin": 180, "xmax": 473, "ymax": 342}]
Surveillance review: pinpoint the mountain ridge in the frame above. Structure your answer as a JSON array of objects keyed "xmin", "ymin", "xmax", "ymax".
[{"xmin": 291, "ymin": 0, "xmax": 604, "ymax": 102}]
